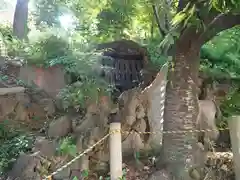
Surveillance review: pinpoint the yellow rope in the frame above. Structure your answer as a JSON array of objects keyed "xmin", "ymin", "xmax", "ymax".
[
  {"xmin": 42, "ymin": 126, "xmax": 229, "ymax": 179},
  {"xmin": 42, "ymin": 133, "xmax": 110, "ymax": 180}
]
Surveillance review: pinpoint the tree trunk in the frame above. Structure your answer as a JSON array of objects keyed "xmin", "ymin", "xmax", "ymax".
[
  {"xmin": 150, "ymin": 2, "xmax": 240, "ymax": 179},
  {"xmin": 161, "ymin": 29, "xmax": 202, "ymax": 179},
  {"xmin": 13, "ymin": 0, "xmax": 29, "ymax": 39}
]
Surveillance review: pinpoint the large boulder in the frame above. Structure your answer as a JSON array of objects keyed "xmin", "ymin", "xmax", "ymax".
[
  {"xmin": 7, "ymin": 152, "xmax": 42, "ymax": 180},
  {"xmin": 33, "ymin": 137, "xmax": 58, "ymax": 157},
  {"xmin": 47, "ymin": 115, "xmax": 72, "ymax": 139}
]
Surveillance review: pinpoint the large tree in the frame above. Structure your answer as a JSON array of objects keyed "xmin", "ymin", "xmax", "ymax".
[
  {"xmin": 13, "ymin": 0, "xmax": 29, "ymax": 39},
  {"xmin": 59, "ymin": 1, "xmax": 240, "ymax": 179},
  {"xmin": 155, "ymin": 0, "xmax": 240, "ymax": 179}
]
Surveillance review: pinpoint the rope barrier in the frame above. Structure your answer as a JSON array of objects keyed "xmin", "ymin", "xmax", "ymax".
[
  {"xmin": 42, "ymin": 127, "xmax": 229, "ymax": 179},
  {"xmin": 123, "ymin": 127, "xmax": 229, "ymax": 135},
  {"xmin": 42, "ymin": 133, "xmax": 111, "ymax": 180}
]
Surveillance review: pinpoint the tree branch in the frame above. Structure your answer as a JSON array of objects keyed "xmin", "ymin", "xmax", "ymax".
[
  {"xmin": 198, "ymin": 13, "xmax": 240, "ymax": 44},
  {"xmin": 152, "ymin": 4, "xmax": 167, "ymax": 37},
  {"xmin": 177, "ymin": 0, "xmax": 185, "ymax": 12}
]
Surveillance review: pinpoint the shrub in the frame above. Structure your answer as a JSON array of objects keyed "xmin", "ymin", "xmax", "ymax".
[{"xmin": 0, "ymin": 120, "xmax": 34, "ymax": 174}]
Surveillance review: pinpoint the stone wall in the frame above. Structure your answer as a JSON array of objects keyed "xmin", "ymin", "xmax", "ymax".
[{"xmin": 19, "ymin": 65, "xmax": 66, "ymax": 98}]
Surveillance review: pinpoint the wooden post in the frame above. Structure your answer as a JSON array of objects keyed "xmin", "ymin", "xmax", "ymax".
[
  {"xmin": 109, "ymin": 112, "xmax": 122, "ymax": 180},
  {"xmin": 228, "ymin": 116, "xmax": 240, "ymax": 180}
]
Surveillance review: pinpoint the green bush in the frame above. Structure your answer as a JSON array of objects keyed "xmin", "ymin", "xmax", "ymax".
[
  {"xmin": 0, "ymin": 23, "xmax": 13, "ymax": 39},
  {"xmin": 56, "ymin": 49, "xmax": 112, "ymax": 110},
  {"xmin": 221, "ymin": 87, "xmax": 240, "ymax": 117},
  {"xmin": 56, "ymin": 136, "xmax": 77, "ymax": 157},
  {"xmin": 145, "ymin": 40, "xmax": 168, "ymax": 70},
  {"xmin": 57, "ymin": 79, "xmax": 111, "ymax": 111},
  {"xmin": 0, "ymin": 121, "xmax": 34, "ymax": 174},
  {"xmin": 24, "ymin": 31, "xmax": 70, "ymax": 67},
  {"xmin": 1, "ymin": 28, "xmax": 71, "ymax": 67}
]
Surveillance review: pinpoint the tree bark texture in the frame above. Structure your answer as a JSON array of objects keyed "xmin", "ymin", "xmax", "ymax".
[
  {"xmin": 158, "ymin": 7, "xmax": 240, "ymax": 180},
  {"xmin": 162, "ymin": 29, "xmax": 201, "ymax": 179},
  {"xmin": 13, "ymin": 0, "xmax": 29, "ymax": 39}
]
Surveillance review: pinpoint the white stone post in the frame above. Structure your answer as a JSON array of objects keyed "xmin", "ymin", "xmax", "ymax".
[
  {"xmin": 109, "ymin": 112, "xmax": 122, "ymax": 180},
  {"xmin": 228, "ymin": 116, "xmax": 240, "ymax": 180}
]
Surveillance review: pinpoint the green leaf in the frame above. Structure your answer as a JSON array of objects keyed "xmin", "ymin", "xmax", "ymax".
[
  {"xmin": 72, "ymin": 176, "xmax": 79, "ymax": 180},
  {"xmin": 171, "ymin": 12, "xmax": 187, "ymax": 26},
  {"xmin": 135, "ymin": 151, "xmax": 140, "ymax": 160},
  {"xmin": 81, "ymin": 169, "xmax": 89, "ymax": 177}
]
